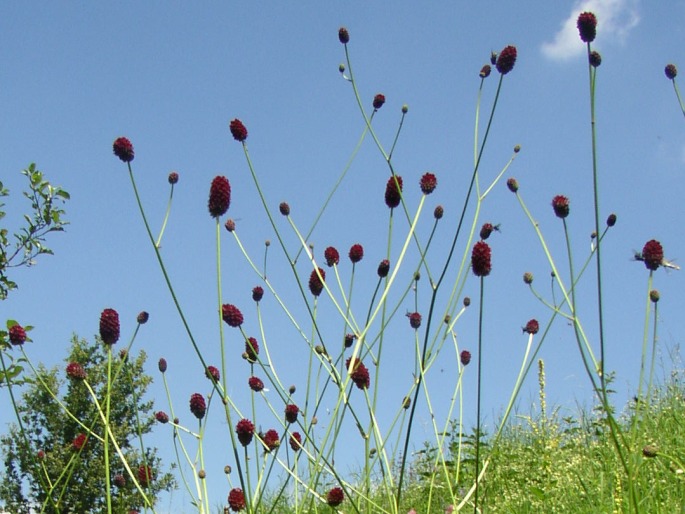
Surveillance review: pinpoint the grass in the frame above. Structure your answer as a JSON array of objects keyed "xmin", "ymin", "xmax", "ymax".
[{"xmin": 393, "ymin": 360, "xmax": 685, "ymax": 514}]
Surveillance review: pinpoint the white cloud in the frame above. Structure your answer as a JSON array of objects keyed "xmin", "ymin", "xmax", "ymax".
[{"xmin": 541, "ymin": 0, "xmax": 640, "ymax": 60}]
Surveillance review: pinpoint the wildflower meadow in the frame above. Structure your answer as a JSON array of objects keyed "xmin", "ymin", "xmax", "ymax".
[{"xmin": 2, "ymin": 4, "xmax": 684, "ymax": 513}]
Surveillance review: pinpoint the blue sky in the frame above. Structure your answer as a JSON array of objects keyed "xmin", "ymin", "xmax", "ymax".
[{"xmin": 2, "ymin": 1, "xmax": 685, "ymax": 512}]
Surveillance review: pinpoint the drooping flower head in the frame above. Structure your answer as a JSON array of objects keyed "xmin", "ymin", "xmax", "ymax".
[
  {"xmin": 327, "ymin": 486, "xmax": 345, "ymax": 507},
  {"xmin": 208, "ymin": 176, "xmax": 231, "ymax": 218},
  {"xmin": 205, "ymin": 365, "xmax": 220, "ymax": 383},
  {"xmin": 245, "ymin": 337, "xmax": 259, "ymax": 363},
  {"xmin": 8, "ymin": 324, "xmax": 27, "ymax": 346},
  {"xmin": 228, "ymin": 488, "xmax": 246, "ymax": 512},
  {"xmin": 471, "ymin": 241, "xmax": 492, "ymax": 277},
  {"xmin": 349, "ymin": 244, "xmax": 364, "ymax": 263},
  {"xmin": 460, "ymin": 350, "xmax": 471, "ymax": 366},
  {"xmin": 552, "ymin": 195, "xmax": 570, "ymax": 219},
  {"xmin": 308, "ymin": 267, "xmax": 326, "ymax": 296},
  {"xmin": 385, "ymin": 175, "xmax": 403, "ymax": 208},
  {"xmin": 523, "ymin": 319, "xmax": 539, "ymax": 335},
  {"xmin": 420, "ymin": 172, "xmax": 437, "ymax": 194},
  {"xmin": 373, "ymin": 94, "xmax": 386, "ymax": 110},
  {"xmin": 113, "ymin": 137, "xmax": 134, "ymax": 163},
  {"xmin": 338, "ymin": 27, "xmax": 350, "ymax": 44},
  {"xmin": 641, "ymin": 239, "xmax": 664, "ymax": 271},
  {"xmin": 222, "ymin": 304, "xmax": 244, "ymax": 327},
  {"xmin": 66, "ymin": 362, "xmax": 86, "ymax": 380},
  {"xmin": 229, "ymin": 119, "xmax": 248, "ymax": 142},
  {"xmin": 236, "ymin": 418, "xmax": 255, "ymax": 446},
  {"xmin": 665, "ymin": 64, "xmax": 678, "ymax": 80},
  {"xmin": 344, "ymin": 333, "xmax": 356, "ymax": 348},
  {"xmin": 285, "ymin": 404, "xmax": 299, "ymax": 424},
  {"xmin": 262, "ymin": 429, "xmax": 280, "ymax": 452},
  {"xmin": 99, "ymin": 308, "xmax": 120, "ymax": 345},
  {"xmin": 189, "ymin": 393, "xmax": 207, "ymax": 420},
  {"xmin": 346, "ymin": 357, "xmax": 370, "ymax": 389},
  {"xmin": 289, "ymin": 432, "xmax": 302, "ymax": 452},
  {"xmin": 248, "ymin": 376, "xmax": 264, "ymax": 392},
  {"xmin": 577, "ymin": 11, "xmax": 597, "ymax": 43},
  {"xmin": 496, "ymin": 45, "xmax": 517, "ymax": 75},
  {"xmin": 324, "ymin": 246, "xmax": 340, "ymax": 267}
]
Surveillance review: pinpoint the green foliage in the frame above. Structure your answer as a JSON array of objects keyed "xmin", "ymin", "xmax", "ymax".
[
  {"xmin": 0, "ymin": 163, "xmax": 69, "ymax": 301},
  {"xmin": 0, "ymin": 336, "xmax": 175, "ymax": 513}
]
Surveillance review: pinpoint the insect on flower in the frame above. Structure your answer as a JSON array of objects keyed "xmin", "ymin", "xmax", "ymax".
[{"xmin": 632, "ymin": 250, "xmax": 680, "ymax": 271}]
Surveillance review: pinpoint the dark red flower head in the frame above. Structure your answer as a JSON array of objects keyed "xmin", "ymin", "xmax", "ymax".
[
  {"xmin": 155, "ymin": 411, "xmax": 169, "ymax": 423},
  {"xmin": 208, "ymin": 176, "xmax": 231, "ymax": 218},
  {"xmin": 289, "ymin": 432, "xmax": 302, "ymax": 451},
  {"xmin": 168, "ymin": 172, "xmax": 179, "ymax": 185},
  {"xmin": 480, "ymin": 65, "xmax": 491, "ymax": 78},
  {"xmin": 338, "ymin": 27, "xmax": 350, "ymax": 44},
  {"xmin": 344, "ymin": 333, "xmax": 356, "ymax": 348},
  {"xmin": 252, "ymin": 286, "xmax": 264, "ymax": 302},
  {"xmin": 349, "ymin": 244, "xmax": 364, "ymax": 263},
  {"xmin": 279, "ymin": 202, "xmax": 290, "ymax": 216},
  {"xmin": 407, "ymin": 312, "xmax": 422, "ymax": 329},
  {"xmin": 222, "ymin": 304, "xmax": 244, "ymax": 328},
  {"xmin": 113, "ymin": 137, "xmax": 134, "ymax": 163},
  {"xmin": 385, "ymin": 175, "xmax": 403, "ymax": 208},
  {"xmin": 9, "ymin": 324, "xmax": 26, "ymax": 346},
  {"xmin": 420, "ymin": 172, "xmax": 437, "ymax": 195},
  {"xmin": 496, "ymin": 45, "xmax": 517, "ymax": 75},
  {"xmin": 137, "ymin": 311, "xmax": 149, "ymax": 324},
  {"xmin": 248, "ymin": 376, "xmax": 264, "ymax": 392},
  {"xmin": 236, "ymin": 418, "xmax": 255, "ymax": 446},
  {"xmin": 225, "ymin": 219, "xmax": 236, "ymax": 232},
  {"xmin": 113, "ymin": 474, "xmax": 126, "ymax": 488},
  {"xmin": 158, "ymin": 358, "xmax": 167, "ymax": 373},
  {"xmin": 577, "ymin": 11, "xmax": 597, "ymax": 43},
  {"xmin": 480, "ymin": 223, "xmax": 495, "ymax": 240},
  {"xmin": 471, "ymin": 241, "xmax": 492, "ymax": 277},
  {"xmin": 261, "ymin": 429, "xmax": 279, "ymax": 452},
  {"xmin": 308, "ymin": 268, "xmax": 326, "ymax": 296},
  {"xmin": 373, "ymin": 94, "xmax": 386, "ymax": 110},
  {"xmin": 665, "ymin": 64, "xmax": 678, "ymax": 80},
  {"xmin": 523, "ymin": 319, "xmax": 539, "ymax": 335},
  {"xmin": 229, "ymin": 119, "xmax": 248, "ymax": 142},
  {"xmin": 327, "ymin": 486, "xmax": 345, "ymax": 507},
  {"xmin": 434, "ymin": 205, "xmax": 444, "ymax": 219},
  {"xmin": 228, "ymin": 487, "xmax": 246, "ymax": 512},
  {"xmin": 66, "ymin": 362, "xmax": 86, "ymax": 380},
  {"xmin": 137, "ymin": 465, "xmax": 154, "ymax": 487},
  {"xmin": 285, "ymin": 404, "xmax": 299, "ymax": 424},
  {"xmin": 245, "ymin": 337, "xmax": 259, "ymax": 363},
  {"xmin": 99, "ymin": 308, "xmax": 120, "ymax": 345},
  {"xmin": 189, "ymin": 393, "xmax": 206, "ymax": 419},
  {"xmin": 205, "ymin": 365, "xmax": 220, "ymax": 382},
  {"xmin": 506, "ymin": 177, "xmax": 519, "ymax": 192},
  {"xmin": 346, "ymin": 357, "xmax": 370, "ymax": 389},
  {"xmin": 324, "ymin": 246, "xmax": 340, "ymax": 267},
  {"xmin": 589, "ymin": 51, "xmax": 602, "ymax": 67},
  {"xmin": 552, "ymin": 195, "xmax": 570, "ymax": 218},
  {"xmin": 72, "ymin": 433, "xmax": 87, "ymax": 451},
  {"xmin": 606, "ymin": 213, "xmax": 617, "ymax": 227},
  {"xmin": 460, "ymin": 350, "xmax": 471, "ymax": 366},
  {"xmin": 377, "ymin": 259, "xmax": 390, "ymax": 278},
  {"xmin": 642, "ymin": 240, "xmax": 664, "ymax": 271}
]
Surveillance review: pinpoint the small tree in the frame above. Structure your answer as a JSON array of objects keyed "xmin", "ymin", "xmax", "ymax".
[{"xmin": 0, "ymin": 335, "xmax": 175, "ymax": 513}]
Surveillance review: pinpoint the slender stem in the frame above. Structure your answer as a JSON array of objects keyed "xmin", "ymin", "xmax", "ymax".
[{"xmin": 474, "ymin": 277, "xmax": 485, "ymax": 513}]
